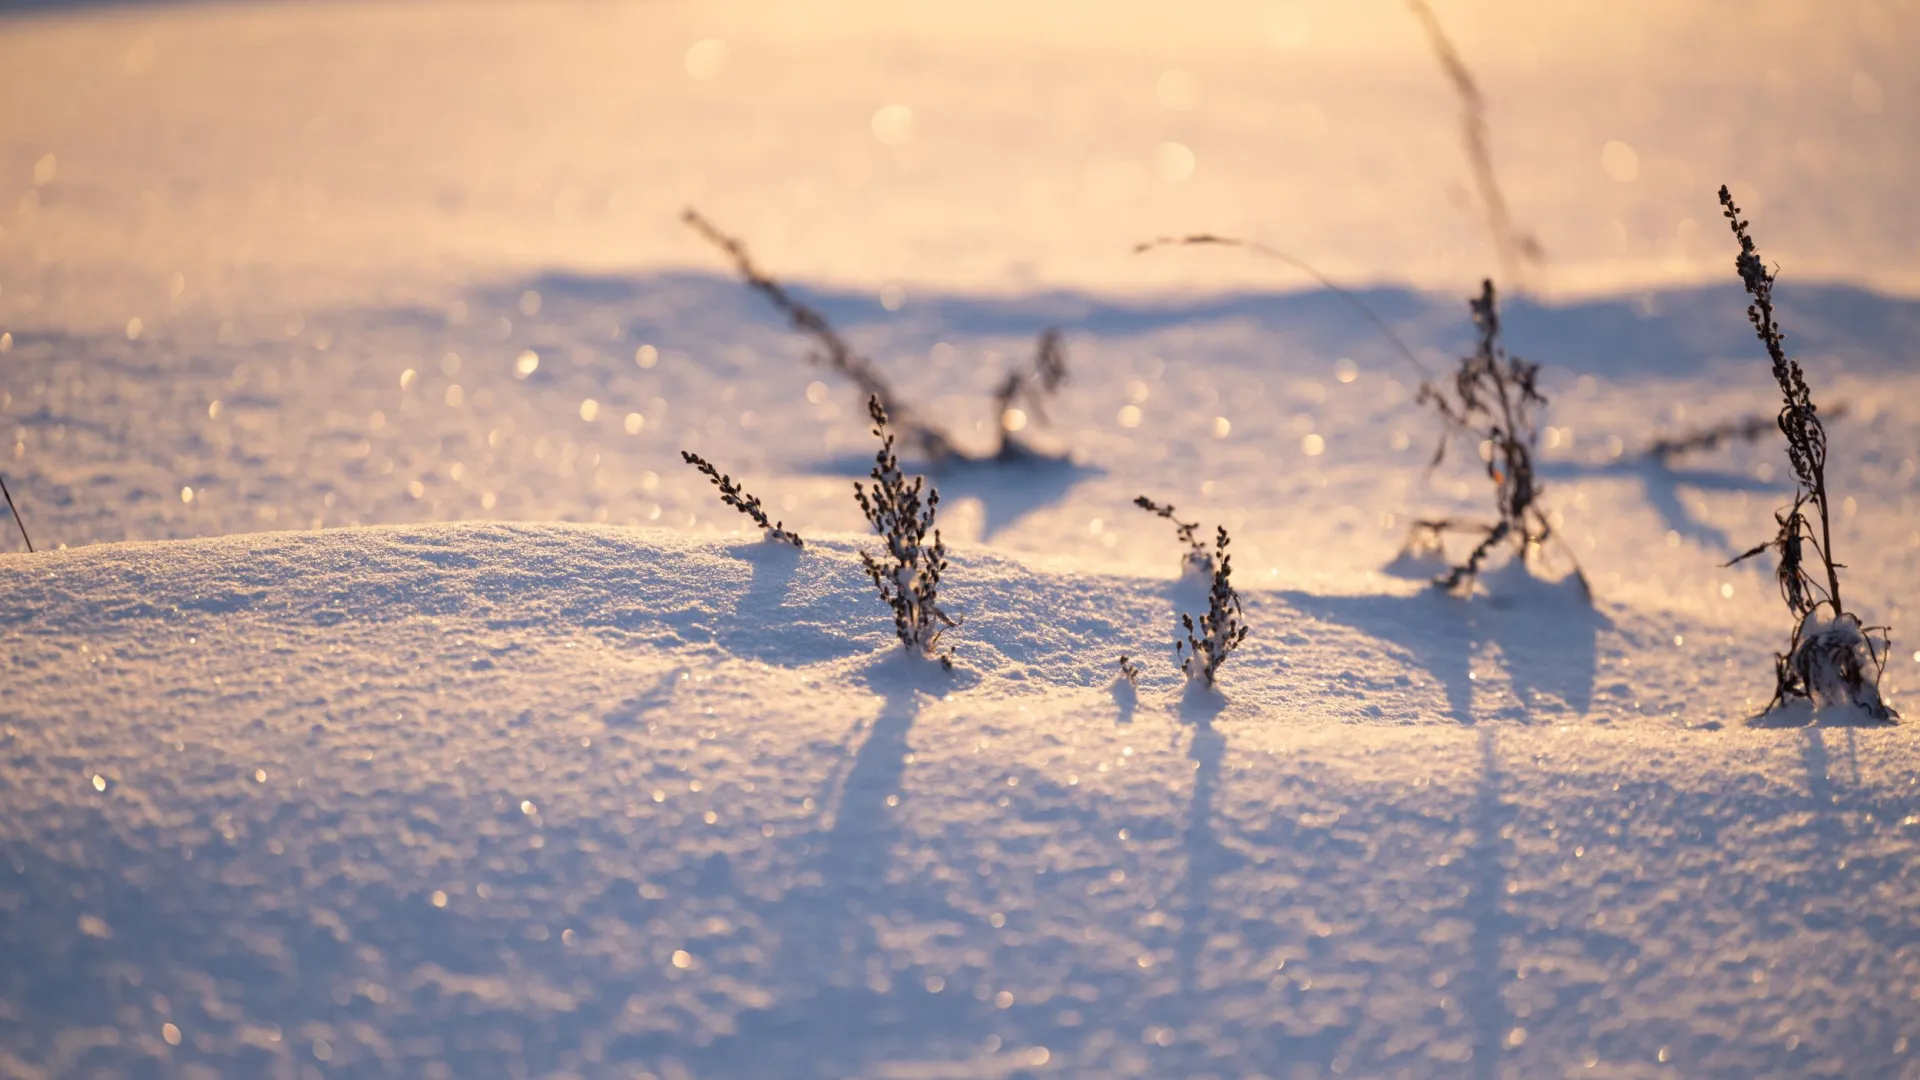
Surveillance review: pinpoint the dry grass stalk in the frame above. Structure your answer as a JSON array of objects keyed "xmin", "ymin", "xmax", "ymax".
[
  {"xmin": 683, "ymin": 207, "xmax": 959, "ymax": 462},
  {"xmin": 1133, "ymin": 496, "xmax": 1213, "ymax": 576},
  {"xmin": 1646, "ymin": 403, "xmax": 1846, "ymax": 462},
  {"xmin": 1410, "ymin": 279, "xmax": 1586, "ymax": 597},
  {"xmin": 680, "ymin": 451, "xmax": 803, "ymax": 547},
  {"xmin": 0, "ymin": 474, "xmax": 31, "ymax": 553},
  {"xmin": 856, "ymin": 396, "xmax": 956, "ymax": 667},
  {"xmin": 1719, "ymin": 186, "xmax": 1895, "ymax": 720},
  {"xmin": 1134, "ymin": 234, "xmax": 1431, "ymax": 379},
  {"xmin": 686, "ymin": 207, "xmax": 1070, "ymax": 465},
  {"xmin": 1404, "ymin": 0, "xmax": 1543, "ymax": 288}
]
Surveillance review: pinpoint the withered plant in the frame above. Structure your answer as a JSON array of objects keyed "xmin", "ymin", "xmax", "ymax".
[
  {"xmin": 855, "ymin": 396, "xmax": 956, "ymax": 667},
  {"xmin": 680, "ymin": 451, "xmax": 803, "ymax": 547},
  {"xmin": 0, "ymin": 473, "xmax": 31, "ymax": 553},
  {"xmin": 1408, "ymin": 279, "xmax": 1585, "ymax": 596},
  {"xmin": 682, "ymin": 208, "xmax": 958, "ymax": 462},
  {"xmin": 1719, "ymin": 186, "xmax": 1895, "ymax": 721},
  {"xmin": 1133, "ymin": 496, "xmax": 1213, "ymax": 576},
  {"xmin": 1404, "ymin": 0, "xmax": 1543, "ymax": 288},
  {"xmin": 1134, "ymin": 234, "xmax": 1431, "ymax": 380},
  {"xmin": 1132, "ymin": 496, "xmax": 1248, "ymax": 688},
  {"xmin": 989, "ymin": 327, "xmax": 1070, "ymax": 460},
  {"xmin": 685, "ymin": 208, "xmax": 1069, "ymax": 465},
  {"xmin": 1645, "ymin": 404, "xmax": 1846, "ymax": 463},
  {"xmin": 1178, "ymin": 526, "xmax": 1249, "ymax": 690}
]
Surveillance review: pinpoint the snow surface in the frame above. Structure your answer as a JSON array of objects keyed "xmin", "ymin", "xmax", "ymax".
[
  {"xmin": 5, "ymin": 1, "xmax": 1920, "ymax": 1077},
  {"xmin": 8, "ymin": 524, "xmax": 1920, "ymax": 1079}
]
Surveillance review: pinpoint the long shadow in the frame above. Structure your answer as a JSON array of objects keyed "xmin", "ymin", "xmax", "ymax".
[
  {"xmin": 1174, "ymin": 721, "xmax": 1237, "ymax": 1003},
  {"xmin": 496, "ymin": 271, "xmax": 1920, "ymax": 379},
  {"xmin": 648, "ymin": 662, "xmax": 990, "ymax": 1077},
  {"xmin": 1283, "ymin": 580, "xmax": 1608, "ymax": 724},
  {"xmin": 711, "ymin": 541, "xmax": 869, "ymax": 667},
  {"xmin": 602, "ymin": 664, "xmax": 688, "ymax": 728},
  {"xmin": 1464, "ymin": 727, "xmax": 1514, "ymax": 1080},
  {"xmin": 805, "ymin": 449, "xmax": 1104, "ymax": 542},
  {"xmin": 1538, "ymin": 457, "xmax": 1782, "ymax": 554}
]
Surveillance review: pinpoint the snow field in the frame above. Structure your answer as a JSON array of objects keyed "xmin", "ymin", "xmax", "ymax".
[{"xmin": 5, "ymin": 524, "xmax": 1920, "ymax": 1077}]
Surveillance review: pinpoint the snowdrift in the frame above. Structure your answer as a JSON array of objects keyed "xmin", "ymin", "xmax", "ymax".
[{"xmin": 4, "ymin": 524, "xmax": 1919, "ymax": 1078}]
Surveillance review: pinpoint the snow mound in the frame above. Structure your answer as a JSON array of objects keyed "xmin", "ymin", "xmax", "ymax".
[{"xmin": 5, "ymin": 524, "xmax": 1920, "ymax": 1077}]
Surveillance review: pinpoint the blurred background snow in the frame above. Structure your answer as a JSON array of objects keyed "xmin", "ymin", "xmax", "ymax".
[{"xmin": 1, "ymin": 0, "xmax": 1915, "ymax": 336}]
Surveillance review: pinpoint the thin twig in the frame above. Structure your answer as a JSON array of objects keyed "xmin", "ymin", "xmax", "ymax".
[
  {"xmin": 1134, "ymin": 234, "xmax": 1432, "ymax": 379},
  {"xmin": 1646, "ymin": 402, "xmax": 1846, "ymax": 462},
  {"xmin": 0, "ymin": 473, "xmax": 32, "ymax": 553},
  {"xmin": 683, "ymin": 207, "xmax": 959, "ymax": 462},
  {"xmin": 1404, "ymin": 0, "xmax": 1542, "ymax": 289}
]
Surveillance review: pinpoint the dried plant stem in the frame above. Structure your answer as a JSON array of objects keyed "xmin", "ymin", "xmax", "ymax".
[
  {"xmin": 1646, "ymin": 404, "xmax": 1846, "ymax": 462},
  {"xmin": 1411, "ymin": 280, "xmax": 1585, "ymax": 596},
  {"xmin": 1404, "ymin": 0, "xmax": 1541, "ymax": 288},
  {"xmin": 0, "ymin": 473, "xmax": 31, "ymax": 553},
  {"xmin": 1720, "ymin": 185, "xmax": 1893, "ymax": 719},
  {"xmin": 1178, "ymin": 526, "xmax": 1249, "ymax": 689},
  {"xmin": 991, "ymin": 327, "xmax": 1070, "ymax": 459},
  {"xmin": 679, "ymin": 451, "xmax": 803, "ymax": 546},
  {"xmin": 1134, "ymin": 234, "xmax": 1431, "ymax": 380},
  {"xmin": 1133, "ymin": 495, "xmax": 1213, "ymax": 575},
  {"xmin": 683, "ymin": 207, "xmax": 959, "ymax": 462},
  {"xmin": 855, "ymin": 396, "xmax": 956, "ymax": 665}
]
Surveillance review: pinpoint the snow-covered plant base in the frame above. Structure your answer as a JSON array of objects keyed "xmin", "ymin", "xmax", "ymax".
[
  {"xmin": 1781, "ymin": 613, "xmax": 1896, "ymax": 721},
  {"xmin": 1177, "ymin": 526, "xmax": 1248, "ymax": 689},
  {"xmin": 1719, "ymin": 187, "xmax": 1896, "ymax": 724},
  {"xmin": 1134, "ymin": 496, "xmax": 1214, "ymax": 578}
]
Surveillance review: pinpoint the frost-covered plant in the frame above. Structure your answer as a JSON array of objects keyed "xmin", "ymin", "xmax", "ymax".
[
  {"xmin": 1719, "ymin": 186, "xmax": 1896, "ymax": 721},
  {"xmin": 1409, "ymin": 279, "xmax": 1584, "ymax": 596},
  {"xmin": 1178, "ymin": 526, "xmax": 1249, "ymax": 689},
  {"xmin": 0, "ymin": 473, "xmax": 32, "ymax": 553},
  {"xmin": 855, "ymin": 396, "xmax": 956, "ymax": 666},
  {"xmin": 990, "ymin": 328, "xmax": 1070, "ymax": 460},
  {"xmin": 1134, "ymin": 496, "xmax": 1213, "ymax": 576},
  {"xmin": 680, "ymin": 451, "xmax": 802, "ymax": 547}
]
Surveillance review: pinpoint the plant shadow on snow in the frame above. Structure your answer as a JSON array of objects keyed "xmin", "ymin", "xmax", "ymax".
[
  {"xmin": 1283, "ymin": 568, "xmax": 1611, "ymax": 724},
  {"xmin": 1741, "ymin": 699, "xmax": 1899, "ymax": 730},
  {"xmin": 603, "ymin": 663, "xmax": 690, "ymax": 727},
  {"xmin": 476, "ymin": 271, "xmax": 1920, "ymax": 380},
  {"xmin": 1463, "ymin": 727, "xmax": 1516, "ymax": 1080},
  {"xmin": 629, "ymin": 659, "xmax": 997, "ymax": 1076},
  {"xmin": 1536, "ymin": 457, "xmax": 1783, "ymax": 555},
  {"xmin": 705, "ymin": 542, "xmax": 874, "ymax": 667},
  {"xmin": 805, "ymin": 449, "xmax": 1105, "ymax": 543}
]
